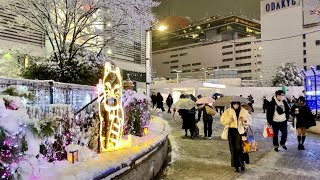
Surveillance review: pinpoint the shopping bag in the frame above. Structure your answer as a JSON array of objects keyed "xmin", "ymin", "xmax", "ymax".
[
  {"xmin": 263, "ymin": 124, "xmax": 274, "ymax": 138},
  {"xmin": 242, "ymin": 126, "xmax": 258, "ymax": 153},
  {"xmin": 205, "ymin": 106, "xmax": 216, "ymax": 116},
  {"xmin": 221, "ymin": 126, "xmax": 229, "ymax": 140}
]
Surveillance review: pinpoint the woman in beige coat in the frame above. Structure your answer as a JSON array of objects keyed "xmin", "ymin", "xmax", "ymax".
[{"xmin": 220, "ymin": 101, "xmax": 252, "ymax": 172}]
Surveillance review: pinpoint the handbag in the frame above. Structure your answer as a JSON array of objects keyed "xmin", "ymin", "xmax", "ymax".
[
  {"xmin": 242, "ymin": 126, "xmax": 258, "ymax": 153},
  {"xmin": 263, "ymin": 124, "xmax": 274, "ymax": 138},
  {"xmin": 205, "ymin": 106, "xmax": 216, "ymax": 116},
  {"xmin": 221, "ymin": 126, "xmax": 229, "ymax": 140},
  {"xmin": 276, "ymin": 105, "xmax": 284, "ymax": 115}
]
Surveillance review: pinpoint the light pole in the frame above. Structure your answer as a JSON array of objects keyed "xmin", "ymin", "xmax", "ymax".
[
  {"xmin": 201, "ymin": 68, "xmax": 208, "ymax": 82},
  {"xmin": 146, "ymin": 25, "xmax": 168, "ymax": 97},
  {"xmin": 172, "ymin": 69, "xmax": 182, "ymax": 83},
  {"xmin": 146, "ymin": 28, "xmax": 152, "ymax": 97}
]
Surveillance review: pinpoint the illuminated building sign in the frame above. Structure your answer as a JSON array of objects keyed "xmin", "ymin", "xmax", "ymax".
[{"xmin": 262, "ymin": 0, "xmax": 300, "ymax": 14}]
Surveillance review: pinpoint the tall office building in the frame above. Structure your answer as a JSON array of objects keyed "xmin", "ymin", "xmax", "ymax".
[
  {"xmin": 152, "ymin": 15, "xmax": 262, "ymax": 80},
  {"xmin": 261, "ymin": 0, "xmax": 320, "ymax": 81}
]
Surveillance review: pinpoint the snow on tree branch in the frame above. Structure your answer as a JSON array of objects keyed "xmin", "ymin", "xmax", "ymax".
[
  {"xmin": 272, "ymin": 62, "xmax": 303, "ymax": 87},
  {"xmin": 0, "ymin": 0, "xmax": 159, "ymax": 63}
]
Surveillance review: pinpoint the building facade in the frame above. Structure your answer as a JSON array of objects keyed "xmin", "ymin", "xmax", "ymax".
[
  {"xmin": 152, "ymin": 15, "xmax": 262, "ymax": 80},
  {"xmin": 261, "ymin": 0, "xmax": 320, "ymax": 81}
]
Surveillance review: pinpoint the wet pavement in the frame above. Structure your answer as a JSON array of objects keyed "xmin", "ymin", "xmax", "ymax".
[{"xmin": 156, "ymin": 110, "xmax": 320, "ymax": 180}]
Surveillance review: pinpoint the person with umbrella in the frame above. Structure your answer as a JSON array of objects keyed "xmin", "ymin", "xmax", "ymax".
[
  {"xmin": 197, "ymin": 96, "xmax": 216, "ymax": 139},
  {"xmin": 176, "ymin": 94, "xmax": 196, "ymax": 138},
  {"xmin": 220, "ymin": 97, "xmax": 252, "ymax": 172}
]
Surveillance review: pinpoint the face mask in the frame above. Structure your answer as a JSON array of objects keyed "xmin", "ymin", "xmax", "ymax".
[{"xmin": 233, "ymin": 104, "xmax": 240, "ymax": 109}]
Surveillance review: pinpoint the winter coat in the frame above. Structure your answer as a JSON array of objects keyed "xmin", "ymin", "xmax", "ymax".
[
  {"xmin": 151, "ymin": 95, "xmax": 157, "ymax": 103},
  {"xmin": 201, "ymin": 105, "xmax": 214, "ymax": 121},
  {"xmin": 220, "ymin": 107, "xmax": 252, "ymax": 135},
  {"xmin": 166, "ymin": 97, "xmax": 173, "ymax": 107},
  {"xmin": 266, "ymin": 97, "xmax": 290, "ymax": 125},
  {"xmin": 179, "ymin": 108, "xmax": 196, "ymax": 129},
  {"xmin": 291, "ymin": 103, "xmax": 316, "ymax": 129},
  {"xmin": 263, "ymin": 99, "xmax": 269, "ymax": 109},
  {"xmin": 156, "ymin": 95, "xmax": 164, "ymax": 108}
]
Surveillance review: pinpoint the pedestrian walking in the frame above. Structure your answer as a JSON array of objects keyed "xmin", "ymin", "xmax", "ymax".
[
  {"xmin": 248, "ymin": 95, "xmax": 254, "ymax": 112},
  {"xmin": 262, "ymin": 96, "xmax": 269, "ymax": 113},
  {"xmin": 166, "ymin": 94, "xmax": 174, "ymax": 114},
  {"xmin": 201, "ymin": 104, "xmax": 216, "ymax": 139},
  {"xmin": 266, "ymin": 90, "xmax": 290, "ymax": 152},
  {"xmin": 290, "ymin": 96, "xmax": 316, "ymax": 150},
  {"xmin": 151, "ymin": 93, "xmax": 157, "ymax": 108},
  {"xmin": 156, "ymin": 92, "xmax": 165, "ymax": 112},
  {"xmin": 197, "ymin": 95, "xmax": 203, "ymax": 121},
  {"xmin": 178, "ymin": 94, "xmax": 196, "ymax": 138},
  {"xmin": 220, "ymin": 101, "xmax": 252, "ymax": 172}
]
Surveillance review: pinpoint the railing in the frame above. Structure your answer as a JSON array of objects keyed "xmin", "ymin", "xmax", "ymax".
[{"xmin": 0, "ymin": 77, "xmax": 97, "ymax": 111}]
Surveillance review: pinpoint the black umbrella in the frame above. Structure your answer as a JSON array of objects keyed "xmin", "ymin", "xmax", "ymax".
[
  {"xmin": 213, "ymin": 93, "xmax": 221, "ymax": 97},
  {"xmin": 185, "ymin": 94, "xmax": 197, "ymax": 102}
]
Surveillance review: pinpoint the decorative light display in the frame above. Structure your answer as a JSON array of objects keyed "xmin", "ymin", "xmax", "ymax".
[
  {"xmin": 98, "ymin": 62, "xmax": 124, "ymax": 152},
  {"xmin": 67, "ymin": 150, "xmax": 78, "ymax": 164},
  {"xmin": 303, "ymin": 67, "xmax": 320, "ymax": 117}
]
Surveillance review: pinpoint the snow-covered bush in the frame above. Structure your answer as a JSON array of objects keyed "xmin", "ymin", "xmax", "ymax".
[
  {"xmin": 272, "ymin": 62, "xmax": 303, "ymax": 87},
  {"xmin": 123, "ymin": 90, "xmax": 151, "ymax": 136}
]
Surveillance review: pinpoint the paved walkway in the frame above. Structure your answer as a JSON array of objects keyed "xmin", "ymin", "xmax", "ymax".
[{"xmin": 156, "ymin": 110, "xmax": 320, "ymax": 180}]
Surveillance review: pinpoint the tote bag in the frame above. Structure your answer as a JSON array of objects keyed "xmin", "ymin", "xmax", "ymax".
[
  {"xmin": 242, "ymin": 126, "xmax": 258, "ymax": 153},
  {"xmin": 221, "ymin": 126, "xmax": 229, "ymax": 140},
  {"xmin": 205, "ymin": 106, "xmax": 216, "ymax": 116}
]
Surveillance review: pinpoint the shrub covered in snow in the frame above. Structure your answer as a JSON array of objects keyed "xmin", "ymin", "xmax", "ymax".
[
  {"xmin": 272, "ymin": 62, "xmax": 303, "ymax": 87},
  {"xmin": 123, "ymin": 90, "xmax": 151, "ymax": 136}
]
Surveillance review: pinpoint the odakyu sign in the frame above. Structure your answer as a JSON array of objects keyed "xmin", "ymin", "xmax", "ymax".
[{"xmin": 261, "ymin": 0, "xmax": 300, "ymax": 14}]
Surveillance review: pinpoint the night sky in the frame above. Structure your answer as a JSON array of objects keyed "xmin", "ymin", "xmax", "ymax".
[{"xmin": 153, "ymin": 0, "xmax": 262, "ymax": 21}]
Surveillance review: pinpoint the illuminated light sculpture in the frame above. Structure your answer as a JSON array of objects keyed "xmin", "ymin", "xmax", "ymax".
[{"xmin": 98, "ymin": 62, "xmax": 124, "ymax": 152}]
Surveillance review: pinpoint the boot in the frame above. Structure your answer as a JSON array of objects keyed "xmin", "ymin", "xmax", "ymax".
[{"xmin": 235, "ymin": 167, "xmax": 240, "ymax": 172}]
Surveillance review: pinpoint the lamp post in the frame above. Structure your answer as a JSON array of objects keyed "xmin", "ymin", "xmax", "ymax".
[
  {"xmin": 172, "ymin": 69, "xmax": 182, "ymax": 83},
  {"xmin": 201, "ymin": 68, "xmax": 208, "ymax": 82},
  {"xmin": 146, "ymin": 28, "xmax": 152, "ymax": 97},
  {"xmin": 146, "ymin": 25, "xmax": 168, "ymax": 97}
]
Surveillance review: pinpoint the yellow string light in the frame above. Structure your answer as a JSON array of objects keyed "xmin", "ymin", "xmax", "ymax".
[{"xmin": 98, "ymin": 62, "xmax": 124, "ymax": 152}]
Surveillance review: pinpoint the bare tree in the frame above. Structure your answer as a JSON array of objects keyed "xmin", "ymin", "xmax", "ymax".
[{"xmin": 0, "ymin": 0, "xmax": 158, "ymax": 69}]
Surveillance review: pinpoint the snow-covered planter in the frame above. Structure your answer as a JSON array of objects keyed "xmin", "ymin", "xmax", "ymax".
[{"xmin": 123, "ymin": 90, "xmax": 151, "ymax": 136}]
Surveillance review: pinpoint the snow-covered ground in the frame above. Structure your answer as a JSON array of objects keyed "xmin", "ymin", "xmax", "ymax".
[
  {"xmin": 32, "ymin": 116, "xmax": 171, "ymax": 180},
  {"xmin": 157, "ymin": 109, "xmax": 320, "ymax": 180}
]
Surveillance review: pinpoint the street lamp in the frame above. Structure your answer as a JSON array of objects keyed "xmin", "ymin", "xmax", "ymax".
[
  {"xmin": 201, "ymin": 68, "xmax": 208, "ymax": 82},
  {"xmin": 172, "ymin": 69, "xmax": 182, "ymax": 83},
  {"xmin": 145, "ymin": 24, "xmax": 168, "ymax": 97}
]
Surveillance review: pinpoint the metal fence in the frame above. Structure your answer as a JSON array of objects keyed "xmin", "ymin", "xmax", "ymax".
[{"xmin": 0, "ymin": 77, "xmax": 97, "ymax": 112}]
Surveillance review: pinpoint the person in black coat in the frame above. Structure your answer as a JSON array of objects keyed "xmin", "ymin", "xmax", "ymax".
[
  {"xmin": 266, "ymin": 90, "xmax": 290, "ymax": 152},
  {"xmin": 166, "ymin": 94, "xmax": 174, "ymax": 114},
  {"xmin": 200, "ymin": 104, "xmax": 214, "ymax": 139},
  {"xmin": 151, "ymin": 93, "xmax": 157, "ymax": 108},
  {"xmin": 290, "ymin": 96, "xmax": 316, "ymax": 150},
  {"xmin": 156, "ymin": 92, "xmax": 165, "ymax": 112},
  {"xmin": 262, "ymin": 96, "xmax": 269, "ymax": 113},
  {"xmin": 178, "ymin": 94, "xmax": 196, "ymax": 138}
]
